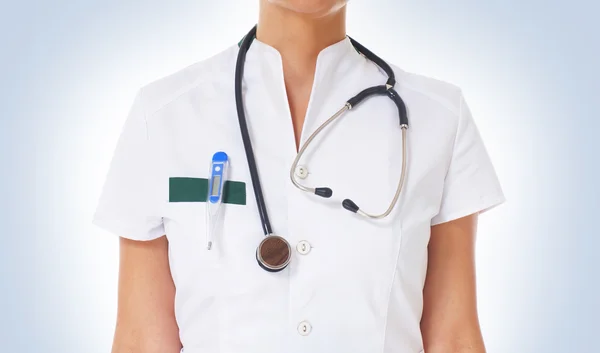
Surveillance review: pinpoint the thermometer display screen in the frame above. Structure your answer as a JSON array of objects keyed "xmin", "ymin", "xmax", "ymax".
[{"xmin": 211, "ymin": 175, "xmax": 221, "ymax": 197}]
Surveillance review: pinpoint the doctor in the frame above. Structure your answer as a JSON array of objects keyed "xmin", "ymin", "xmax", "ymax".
[{"xmin": 94, "ymin": 1, "xmax": 505, "ymax": 352}]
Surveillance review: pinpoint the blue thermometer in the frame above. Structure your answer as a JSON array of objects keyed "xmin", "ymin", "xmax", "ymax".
[{"xmin": 206, "ymin": 151, "xmax": 228, "ymax": 250}]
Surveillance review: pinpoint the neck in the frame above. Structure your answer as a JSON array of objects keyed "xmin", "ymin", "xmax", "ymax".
[{"xmin": 257, "ymin": 1, "xmax": 347, "ymax": 77}]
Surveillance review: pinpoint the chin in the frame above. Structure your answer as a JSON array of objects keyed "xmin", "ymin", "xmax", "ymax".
[{"xmin": 268, "ymin": 0, "xmax": 347, "ymax": 15}]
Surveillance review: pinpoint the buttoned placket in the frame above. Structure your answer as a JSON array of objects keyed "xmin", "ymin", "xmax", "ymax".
[
  {"xmin": 244, "ymin": 36, "xmax": 368, "ymax": 349},
  {"xmin": 279, "ymin": 65, "xmax": 320, "ymax": 346},
  {"xmin": 284, "ymin": 59, "xmax": 350, "ymax": 349},
  {"xmin": 275, "ymin": 51, "xmax": 328, "ymax": 348},
  {"xmin": 290, "ymin": 47, "xmax": 366, "ymax": 349}
]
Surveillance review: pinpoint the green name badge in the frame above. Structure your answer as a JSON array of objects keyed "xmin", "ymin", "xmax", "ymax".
[{"xmin": 169, "ymin": 177, "xmax": 246, "ymax": 205}]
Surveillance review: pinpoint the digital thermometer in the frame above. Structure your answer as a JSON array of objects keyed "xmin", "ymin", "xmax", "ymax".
[{"xmin": 206, "ymin": 151, "xmax": 228, "ymax": 250}]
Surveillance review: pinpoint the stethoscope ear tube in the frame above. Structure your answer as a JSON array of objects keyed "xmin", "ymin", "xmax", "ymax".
[{"xmin": 341, "ymin": 128, "xmax": 408, "ymax": 219}]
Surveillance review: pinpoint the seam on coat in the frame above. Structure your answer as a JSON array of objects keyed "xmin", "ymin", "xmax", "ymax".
[
  {"xmin": 441, "ymin": 91, "xmax": 464, "ymax": 184},
  {"xmin": 381, "ymin": 217, "xmax": 404, "ymax": 353},
  {"xmin": 139, "ymin": 87, "xmax": 150, "ymax": 141},
  {"xmin": 144, "ymin": 46, "xmax": 238, "ymax": 120}
]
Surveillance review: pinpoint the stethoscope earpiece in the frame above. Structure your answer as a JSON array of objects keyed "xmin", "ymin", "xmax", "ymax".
[
  {"xmin": 342, "ymin": 199, "xmax": 359, "ymax": 213},
  {"xmin": 256, "ymin": 235, "xmax": 292, "ymax": 272},
  {"xmin": 314, "ymin": 187, "xmax": 333, "ymax": 198}
]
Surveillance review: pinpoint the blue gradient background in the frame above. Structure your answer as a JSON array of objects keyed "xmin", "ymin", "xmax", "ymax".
[{"xmin": 0, "ymin": 0, "xmax": 597, "ymax": 352}]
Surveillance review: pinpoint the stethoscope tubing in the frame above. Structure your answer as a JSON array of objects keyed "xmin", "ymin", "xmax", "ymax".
[
  {"xmin": 235, "ymin": 25, "xmax": 273, "ymax": 236},
  {"xmin": 235, "ymin": 24, "xmax": 410, "ymax": 238}
]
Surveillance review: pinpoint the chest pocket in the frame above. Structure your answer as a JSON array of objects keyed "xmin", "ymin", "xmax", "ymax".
[{"xmin": 163, "ymin": 162, "xmax": 269, "ymax": 298}]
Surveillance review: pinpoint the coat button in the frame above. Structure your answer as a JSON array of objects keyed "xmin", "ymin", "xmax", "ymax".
[
  {"xmin": 297, "ymin": 321, "xmax": 312, "ymax": 336},
  {"xmin": 295, "ymin": 165, "xmax": 309, "ymax": 179},
  {"xmin": 296, "ymin": 241, "xmax": 311, "ymax": 255}
]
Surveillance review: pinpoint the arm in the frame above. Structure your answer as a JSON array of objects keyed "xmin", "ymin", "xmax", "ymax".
[
  {"xmin": 421, "ymin": 213, "xmax": 486, "ymax": 353},
  {"xmin": 112, "ymin": 236, "xmax": 182, "ymax": 353}
]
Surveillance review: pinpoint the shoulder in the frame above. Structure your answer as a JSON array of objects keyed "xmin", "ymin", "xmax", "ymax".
[
  {"xmin": 136, "ymin": 44, "xmax": 238, "ymax": 117},
  {"xmin": 389, "ymin": 63, "xmax": 464, "ymax": 118}
]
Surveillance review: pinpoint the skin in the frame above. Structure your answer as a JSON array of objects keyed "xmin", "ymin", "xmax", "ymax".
[
  {"xmin": 111, "ymin": 1, "xmax": 486, "ymax": 352},
  {"xmin": 257, "ymin": 0, "xmax": 348, "ymax": 150},
  {"xmin": 112, "ymin": 236, "xmax": 181, "ymax": 353},
  {"xmin": 423, "ymin": 214, "xmax": 487, "ymax": 353}
]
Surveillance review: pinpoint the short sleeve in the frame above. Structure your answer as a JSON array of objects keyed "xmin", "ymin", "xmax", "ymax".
[
  {"xmin": 431, "ymin": 93, "xmax": 505, "ymax": 226},
  {"xmin": 92, "ymin": 89, "xmax": 165, "ymax": 240}
]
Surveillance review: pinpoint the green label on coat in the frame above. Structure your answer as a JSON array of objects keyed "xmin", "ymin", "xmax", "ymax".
[{"xmin": 169, "ymin": 177, "xmax": 246, "ymax": 205}]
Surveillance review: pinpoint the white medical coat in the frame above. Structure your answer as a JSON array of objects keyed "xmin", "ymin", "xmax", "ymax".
[{"xmin": 93, "ymin": 35, "xmax": 505, "ymax": 353}]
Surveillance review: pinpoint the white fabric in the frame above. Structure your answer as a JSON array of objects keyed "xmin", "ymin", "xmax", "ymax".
[{"xmin": 94, "ymin": 35, "xmax": 505, "ymax": 353}]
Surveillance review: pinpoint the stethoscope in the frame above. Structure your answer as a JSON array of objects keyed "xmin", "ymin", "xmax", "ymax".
[{"xmin": 235, "ymin": 25, "xmax": 409, "ymax": 272}]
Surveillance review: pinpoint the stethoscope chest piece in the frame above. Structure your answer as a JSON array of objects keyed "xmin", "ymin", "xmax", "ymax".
[{"xmin": 256, "ymin": 235, "xmax": 291, "ymax": 272}]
